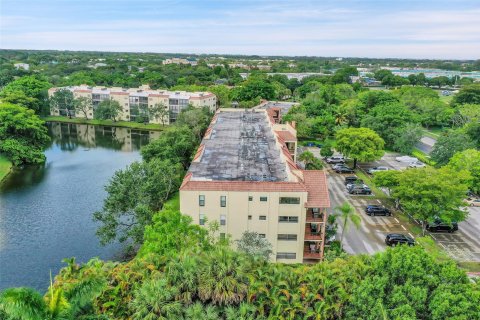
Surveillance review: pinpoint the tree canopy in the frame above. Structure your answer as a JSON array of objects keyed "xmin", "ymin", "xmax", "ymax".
[
  {"xmin": 335, "ymin": 127, "xmax": 385, "ymax": 168},
  {"xmin": 0, "ymin": 103, "xmax": 50, "ymax": 165}
]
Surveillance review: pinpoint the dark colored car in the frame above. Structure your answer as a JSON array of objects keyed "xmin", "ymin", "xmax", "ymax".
[
  {"xmin": 348, "ymin": 185, "xmax": 372, "ymax": 195},
  {"xmin": 344, "ymin": 176, "xmax": 358, "ymax": 185},
  {"xmin": 365, "ymin": 205, "xmax": 391, "ymax": 216},
  {"xmin": 335, "ymin": 166, "xmax": 354, "ymax": 174},
  {"xmin": 426, "ymin": 219, "xmax": 458, "ymax": 233},
  {"xmin": 385, "ymin": 234, "xmax": 415, "ymax": 246}
]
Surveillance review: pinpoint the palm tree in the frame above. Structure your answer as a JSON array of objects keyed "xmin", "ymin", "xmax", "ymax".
[
  {"xmin": 334, "ymin": 202, "xmax": 361, "ymax": 250},
  {"xmin": 197, "ymin": 248, "xmax": 249, "ymax": 306},
  {"xmin": 298, "ymin": 151, "xmax": 316, "ymax": 169},
  {"xmin": 130, "ymin": 277, "xmax": 182, "ymax": 320},
  {"xmin": 165, "ymin": 253, "xmax": 199, "ymax": 304}
]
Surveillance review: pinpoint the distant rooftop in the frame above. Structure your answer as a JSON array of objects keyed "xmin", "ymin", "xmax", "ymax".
[
  {"xmin": 188, "ymin": 110, "xmax": 289, "ymax": 182},
  {"xmin": 255, "ymin": 101, "xmax": 298, "ymax": 116}
]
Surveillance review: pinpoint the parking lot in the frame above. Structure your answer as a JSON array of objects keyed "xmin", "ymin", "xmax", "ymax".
[{"xmin": 305, "ymin": 147, "xmax": 480, "ymax": 261}]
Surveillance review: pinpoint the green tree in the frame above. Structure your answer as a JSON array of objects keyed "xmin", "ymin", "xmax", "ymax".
[
  {"xmin": 94, "ymin": 99, "xmax": 122, "ymax": 121},
  {"xmin": 372, "ymin": 170, "xmax": 401, "ymax": 197},
  {"xmin": 334, "ymin": 202, "xmax": 361, "ymax": 250},
  {"xmin": 148, "ymin": 103, "xmax": 169, "ymax": 126},
  {"xmin": 73, "ymin": 96, "xmax": 93, "ymax": 119},
  {"xmin": 93, "ymin": 159, "xmax": 184, "ymax": 245},
  {"xmin": 392, "ymin": 167, "xmax": 470, "ymax": 234},
  {"xmin": 0, "ymin": 75, "xmax": 51, "ymax": 114},
  {"xmin": 0, "ymin": 103, "xmax": 50, "ymax": 165},
  {"xmin": 430, "ymin": 131, "xmax": 476, "ymax": 166},
  {"xmin": 393, "ymin": 123, "xmax": 423, "ymax": 154},
  {"xmin": 448, "ymin": 149, "xmax": 480, "ymax": 194},
  {"xmin": 141, "ymin": 126, "xmax": 197, "ymax": 169},
  {"xmin": 175, "ymin": 106, "xmax": 212, "ymax": 142},
  {"xmin": 50, "ymin": 89, "xmax": 75, "ymax": 117},
  {"xmin": 335, "ymin": 127, "xmax": 385, "ymax": 168},
  {"xmin": 361, "ymin": 102, "xmax": 417, "ymax": 149},
  {"xmin": 346, "ymin": 245, "xmax": 480, "ymax": 320},
  {"xmin": 320, "ymin": 141, "xmax": 334, "ymax": 158},
  {"xmin": 234, "ymin": 78, "xmax": 276, "ymax": 101},
  {"xmin": 452, "ymin": 84, "xmax": 480, "ymax": 105},
  {"xmin": 298, "ymin": 151, "xmax": 316, "ymax": 168},
  {"xmin": 236, "ymin": 231, "xmax": 273, "ymax": 260}
]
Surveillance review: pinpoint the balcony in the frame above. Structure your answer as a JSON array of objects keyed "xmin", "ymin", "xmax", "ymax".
[
  {"xmin": 306, "ymin": 209, "xmax": 324, "ymax": 223},
  {"xmin": 303, "ymin": 245, "xmax": 322, "ymax": 259},
  {"xmin": 304, "ymin": 225, "xmax": 322, "ymax": 241}
]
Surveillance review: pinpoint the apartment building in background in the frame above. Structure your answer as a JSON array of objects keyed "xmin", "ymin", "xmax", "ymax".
[
  {"xmin": 179, "ymin": 107, "xmax": 330, "ymax": 263},
  {"xmin": 162, "ymin": 58, "xmax": 198, "ymax": 66},
  {"xmin": 48, "ymin": 85, "xmax": 216, "ymax": 124}
]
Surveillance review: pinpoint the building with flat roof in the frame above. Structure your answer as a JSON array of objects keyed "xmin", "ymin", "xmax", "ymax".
[
  {"xmin": 180, "ymin": 107, "xmax": 330, "ymax": 263},
  {"xmin": 48, "ymin": 85, "xmax": 216, "ymax": 125},
  {"xmin": 14, "ymin": 63, "xmax": 29, "ymax": 71}
]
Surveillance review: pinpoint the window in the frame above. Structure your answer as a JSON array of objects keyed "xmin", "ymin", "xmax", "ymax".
[
  {"xmin": 248, "ymin": 196, "xmax": 253, "ymax": 201},
  {"xmin": 248, "ymin": 215, "xmax": 252, "ymax": 220},
  {"xmin": 276, "ymin": 252, "xmax": 296, "ymax": 259},
  {"xmin": 220, "ymin": 196, "xmax": 226, "ymax": 207},
  {"xmin": 278, "ymin": 234, "xmax": 297, "ymax": 241},
  {"xmin": 199, "ymin": 195, "xmax": 205, "ymax": 207},
  {"xmin": 279, "ymin": 216, "xmax": 299, "ymax": 223},
  {"xmin": 259, "ymin": 234, "xmax": 266, "ymax": 238},
  {"xmin": 199, "ymin": 214, "xmax": 205, "ymax": 226},
  {"xmin": 259, "ymin": 215, "xmax": 267, "ymax": 221},
  {"xmin": 279, "ymin": 197, "xmax": 300, "ymax": 204},
  {"xmin": 220, "ymin": 214, "xmax": 226, "ymax": 226},
  {"xmin": 260, "ymin": 196, "xmax": 268, "ymax": 202}
]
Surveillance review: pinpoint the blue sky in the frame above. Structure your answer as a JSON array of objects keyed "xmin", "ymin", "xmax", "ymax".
[{"xmin": 1, "ymin": 0, "xmax": 479, "ymax": 59}]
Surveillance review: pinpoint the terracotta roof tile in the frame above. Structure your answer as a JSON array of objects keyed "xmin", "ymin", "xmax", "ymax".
[
  {"xmin": 275, "ymin": 130, "xmax": 296, "ymax": 141},
  {"xmin": 302, "ymin": 170, "xmax": 331, "ymax": 208}
]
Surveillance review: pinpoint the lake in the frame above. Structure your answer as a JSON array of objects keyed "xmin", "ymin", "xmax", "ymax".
[{"xmin": 0, "ymin": 122, "xmax": 160, "ymax": 292}]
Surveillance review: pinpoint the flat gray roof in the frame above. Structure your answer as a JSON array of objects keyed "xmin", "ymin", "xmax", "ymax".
[{"xmin": 188, "ymin": 110, "xmax": 289, "ymax": 182}]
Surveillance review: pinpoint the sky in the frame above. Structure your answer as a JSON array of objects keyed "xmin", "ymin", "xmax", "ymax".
[{"xmin": 1, "ymin": 0, "xmax": 479, "ymax": 59}]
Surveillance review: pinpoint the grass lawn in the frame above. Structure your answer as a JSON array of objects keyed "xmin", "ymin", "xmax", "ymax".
[
  {"xmin": 42, "ymin": 116, "xmax": 165, "ymax": 131},
  {"xmin": 0, "ymin": 155, "xmax": 13, "ymax": 182},
  {"xmin": 457, "ymin": 261, "xmax": 480, "ymax": 273},
  {"xmin": 439, "ymin": 95, "xmax": 453, "ymax": 104}
]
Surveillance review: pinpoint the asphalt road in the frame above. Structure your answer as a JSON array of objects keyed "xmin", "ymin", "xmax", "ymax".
[
  {"xmin": 416, "ymin": 136, "xmax": 437, "ymax": 154},
  {"xmin": 307, "ymin": 147, "xmax": 480, "ymax": 262}
]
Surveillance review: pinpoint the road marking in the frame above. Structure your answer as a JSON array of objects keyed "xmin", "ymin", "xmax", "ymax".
[
  {"xmin": 408, "ymin": 233, "xmax": 414, "ymax": 238},
  {"xmin": 394, "ymin": 218, "xmax": 399, "ymax": 223},
  {"xmin": 401, "ymin": 225, "xmax": 406, "ymax": 231},
  {"xmin": 429, "ymin": 234, "xmax": 437, "ymax": 240},
  {"xmin": 438, "ymin": 242, "xmax": 447, "ymax": 249},
  {"xmin": 376, "ymin": 199, "xmax": 381, "ymax": 204}
]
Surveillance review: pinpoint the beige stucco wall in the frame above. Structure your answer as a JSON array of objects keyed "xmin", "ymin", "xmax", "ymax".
[{"xmin": 179, "ymin": 189, "xmax": 310, "ymax": 263}]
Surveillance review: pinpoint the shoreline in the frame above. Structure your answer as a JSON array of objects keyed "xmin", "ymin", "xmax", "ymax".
[
  {"xmin": 0, "ymin": 155, "xmax": 13, "ymax": 184},
  {"xmin": 41, "ymin": 116, "xmax": 166, "ymax": 131}
]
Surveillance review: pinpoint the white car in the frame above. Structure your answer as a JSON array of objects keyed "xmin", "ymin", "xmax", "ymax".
[
  {"xmin": 409, "ymin": 161, "xmax": 426, "ymax": 168},
  {"xmin": 395, "ymin": 156, "xmax": 418, "ymax": 163},
  {"xmin": 465, "ymin": 198, "xmax": 480, "ymax": 207},
  {"xmin": 367, "ymin": 166, "xmax": 390, "ymax": 174}
]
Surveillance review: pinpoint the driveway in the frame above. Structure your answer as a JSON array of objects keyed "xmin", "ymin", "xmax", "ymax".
[{"xmin": 416, "ymin": 136, "xmax": 437, "ymax": 154}]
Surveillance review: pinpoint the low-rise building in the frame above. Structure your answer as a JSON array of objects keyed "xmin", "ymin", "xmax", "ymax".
[
  {"xmin": 48, "ymin": 85, "xmax": 216, "ymax": 124},
  {"xmin": 14, "ymin": 63, "xmax": 30, "ymax": 70},
  {"xmin": 180, "ymin": 107, "xmax": 330, "ymax": 263},
  {"xmin": 162, "ymin": 58, "xmax": 198, "ymax": 66}
]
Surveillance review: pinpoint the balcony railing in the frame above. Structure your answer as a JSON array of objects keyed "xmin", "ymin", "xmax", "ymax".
[
  {"xmin": 303, "ymin": 249, "xmax": 322, "ymax": 259},
  {"xmin": 304, "ymin": 227, "xmax": 322, "ymax": 240},
  {"xmin": 306, "ymin": 212, "xmax": 324, "ymax": 223}
]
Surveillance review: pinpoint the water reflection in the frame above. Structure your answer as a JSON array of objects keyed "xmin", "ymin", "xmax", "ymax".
[
  {"xmin": 49, "ymin": 122, "xmax": 161, "ymax": 152},
  {"xmin": 0, "ymin": 122, "xmax": 159, "ymax": 291}
]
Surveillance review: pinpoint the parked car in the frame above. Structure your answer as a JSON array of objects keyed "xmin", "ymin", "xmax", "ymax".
[
  {"xmin": 315, "ymin": 143, "xmax": 323, "ymax": 148},
  {"xmin": 385, "ymin": 233, "xmax": 415, "ymax": 246},
  {"xmin": 344, "ymin": 176, "xmax": 358, "ymax": 185},
  {"xmin": 335, "ymin": 166, "xmax": 354, "ymax": 174},
  {"xmin": 306, "ymin": 142, "xmax": 315, "ymax": 147},
  {"xmin": 367, "ymin": 166, "xmax": 390, "ymax": 174},
  {"xmin": 395, "ymin": 156, "xmax": 418, "ymax": 163},
  {"xmin": 426, "ymin": 219, "xmax": 458, "ymax": 233},
  {"xmin": 365, "ymin": 205, "xmax": 391, "ymax": 216},
  {"xmin": 409, "ymin": 161, "xmax": 426, "ymax": 168},
  {"xmin": 348, "ymin": 185, "xmax": 372, "ymax": 195},
  {"xmin": 332, "ymin": 163, "xmax": 348, "ymax": 170},
  {"xmin": 346, "ymin": 180, "xmax": 364, "ymax": 190},
  {"xmin": 465, "ymin": 197, "xmax": 480, "ymax": 207},
  {"xmin": 326, "ymin": 156, "xmax": 345, "ymax": 164}
]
